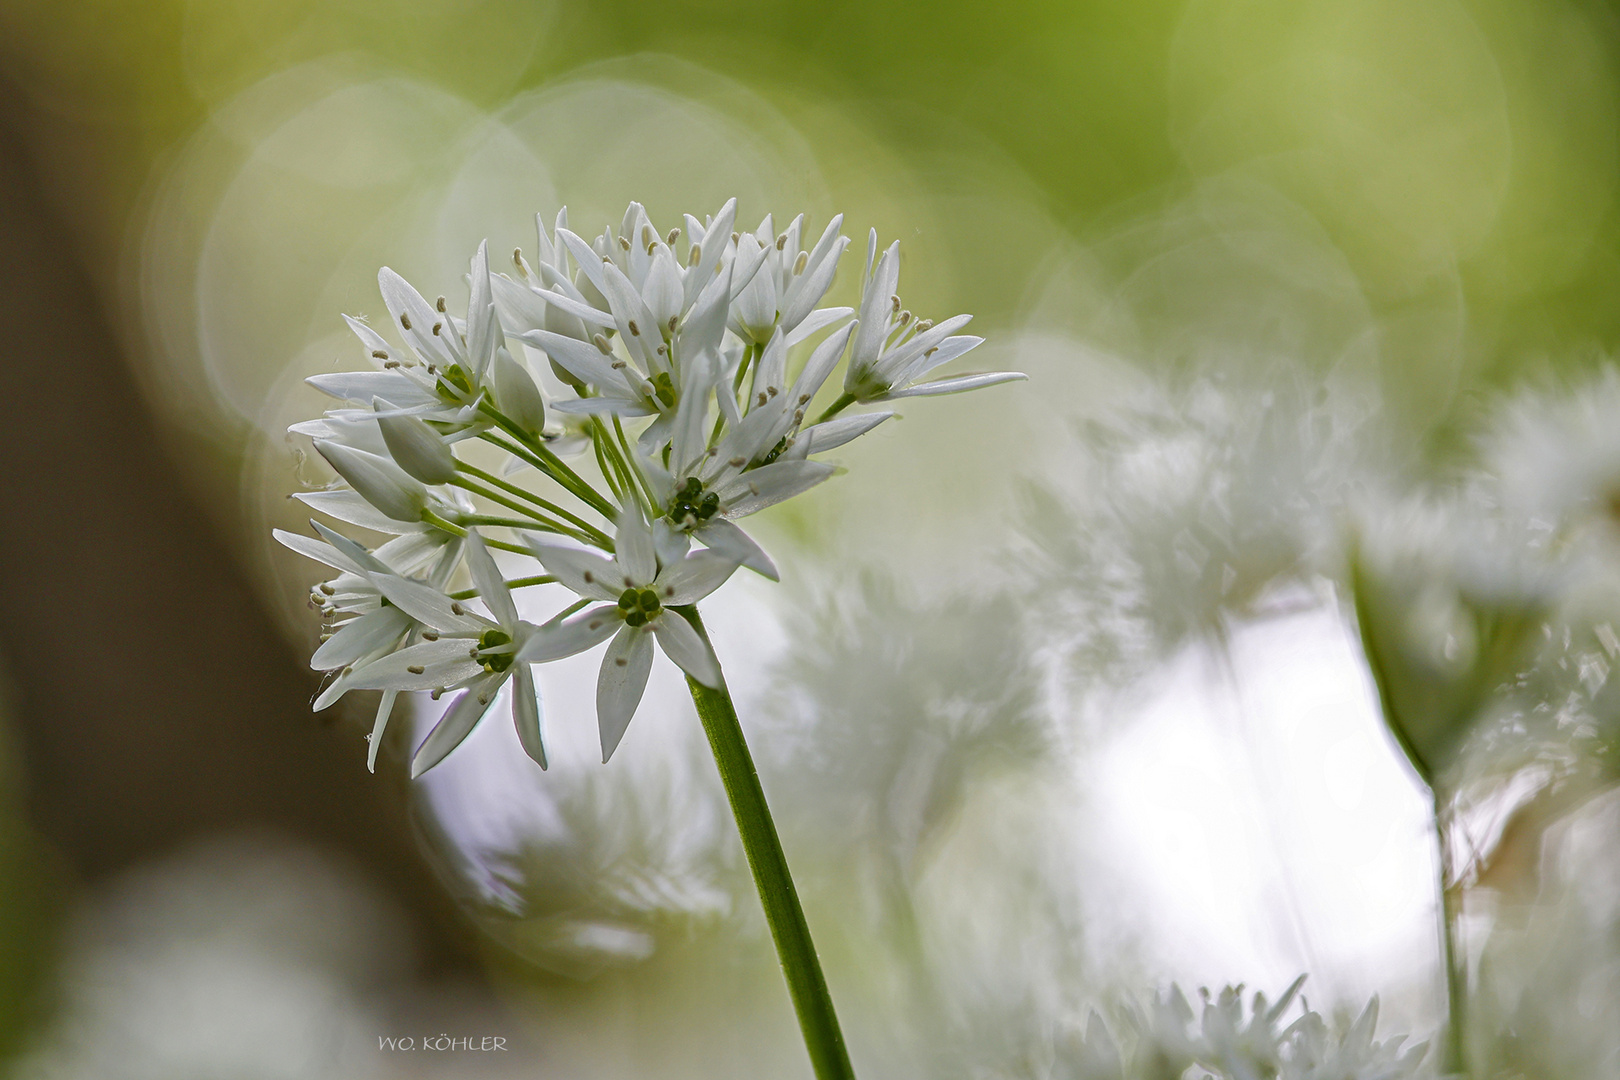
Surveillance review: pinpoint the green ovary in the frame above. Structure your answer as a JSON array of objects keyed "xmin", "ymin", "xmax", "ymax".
[
  {"xmin": 477, "ymin": 627, "xmax": 514, "ymax": 673},
  {"xmin": 618, "ymin": 586, "xmax": 662, "ymax": 628}
]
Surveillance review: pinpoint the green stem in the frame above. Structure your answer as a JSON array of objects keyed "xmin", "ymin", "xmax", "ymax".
[
  {"xmin": 674, "ymin": 606, "xmax": 856, "ymax": 1080},
  {"xmin": 420, "ymin": 510, "xmax": 530, "ymax": 555},
  {"xmin": 475, "ymin": 401, "xmax": 618, "ymax": 518},
  {"xmin": 456, "ymin": 462, "xmax": 613, "ymax": 548},
  {"xmin": 612, "ymin": 415, "xmax": 660, "ymax": 515},
  {"xmin": 812, "ymin": 392, "xmax": 856, "ymax": 427},
  {"xmin": 448, "ymin": 574, "xmax": 555, "ymax": 600},
  {"xmin": 1434, "ymin": 793, "xmax": 1468, "ymax": 1077}
]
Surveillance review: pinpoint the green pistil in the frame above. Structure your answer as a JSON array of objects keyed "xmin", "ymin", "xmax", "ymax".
[
  {"xmin": 651, "ymin": 371, "xmax": 678, "ymax": 409},
  {"xmin": 618, "ymin": 586, "xmax": 662, "ymax": 627},
  {"xmin": 477, "ymin": 628, "xmax": 514, "ymax": 673},
  {"xmin": 759, "ymin": 436, "xmax": 790, "ymax": 467},
  {"xmin": 668, "ymin": 476, "xmax": 721, "ymax": 526},
  {"xmin": 440, "ymin": 363, "xmax": 474, "ymax": 397}
]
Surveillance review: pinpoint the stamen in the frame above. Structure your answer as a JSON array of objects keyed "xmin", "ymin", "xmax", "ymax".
[
  {"xmin": 435, "ymin": 296, "xmax": 447, "ymax": 313},
  {"xmin": 890, "ymin": 295, "xmax": 901, "ymax": 313},
  {"xmin": 430, "ymin": 689, "xmax": 443, "ymax": 699},
  {"xmin": 729, "ymin": 456, "xmax": 746, "ymax": 467},
  {"xmin": 794, "ymin": 251, "xmax": 808, "ymax": 274},
  {"xmin": 642, "ymin": 224, "xmax": 655, "ymax": 247},
  {"xmin": 400, "ymin": 313, "xmax": 412, "ymax": 330},
  {"xmin": 767, "ymin": 386, "xmax": 779, "ymax": 397},
  {"xmin": 450, "ymin": 602, "xmax": 465, "ymax": 615},
  {"xmin": 383, "ymin": 361, "xmax": 400, "ymax": 369},
  {"xmin": 583, "ymin": 571, "xmax": 595, "ymax": 583},
  {"xmin": 668, "ymin": 316, "xmax": 679, "ymax": 332},
  {"xmin": 513, "ymin": 247, "xmax": 523, "ymax": 267},
  {"xmin": 618, "ymin": 235, "xmax": 631, "ymax": 251},
  {"xmin": 628, "ymin": 320, "xmax": 640, "ymax": 336},
  {"xmin": 372, "ymin": 350, "xmax": 389, "ymax": 359},
  {"xmin": 666, "ymin": 228, "xmax": 680, "ymax": 245},
  {"xmin": 757, "ymin": 392, "xmax": 768, "ymax": 406},
  {"xmin": 319, "ymin": 583, "xmax": 336, "ymax": 595},
  {"xmin": 688, "ymin": 243, "xmax": 701, "ymax": 267},
  {"xmin": 421, "ymin": 630, "xmax": 439, "ymax": 641},
  {"xmin": 776, "ymin": 234, "xmax": 787, "ymax": 250},
  {"xmin": 407, "ymin": 664, "xmax": 425, "ymax": 675},
  {"xmin": 593, "ymin": 334, "xmax": 613, "ymax": 354},
  {"xmin": 432, "ymin": 322, "xmax": 442, "ymax": 336},
  {"xmin": 899, "ymin": 310, "xmax": 911, "ymax": 326}
]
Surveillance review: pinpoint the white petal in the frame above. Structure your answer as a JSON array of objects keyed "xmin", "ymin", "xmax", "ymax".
[
  {"xmin": 293, "ymin": 490, "xmax": 426, "ymax": 535},
  {"xmin": 790, "ymin": 320, "xmax": 858, "ymax": 403},
  {"xmin": 311, "ymin": 606, "xmax": 411, "ymax": 669},
  {"xmin": 411, "ymin": 675, "xmax": 502, "ymax": 778},
  {"xmin": 616, "ymin": 511, "xmax": 657, "ymax": 585},
  {"xmin": 274, "ymin": 528, "xmax": 368, "ymax": 577},
  {"xmin": 693, "ymin": 519, "xmax": 778, "ymax": 581},
  {"xmin": 658, "ymin": 550, "xmax": 742, "ymax": 605},
  {"xmin": 517, "ymin": 328, "xmax": 636, "ymax": 394},
  {"xmin": 890, "ymin": 332, "xmax": 983, "ymax": 387},
  {"xmin": 378, "ymin": 267, "xmax": 459, "ymax": 369},
  {"xmin": 549, "ymin": 395, "xmax": 656, "ymax": 417},
  {"xmin": 315, "ymin": 441, "xmax": 427, "ymax": 523},
  {"xmin": 881, "ymin": 371, "xmax": 1028, "ymax": 398},
  {"xmin": 366, "ymin": 690, "xmax": 398, "ymax": 773},
  {"xmin": 306, "ymin": 371, "xmax": 439, "ymax": 408},
  {"xmin": 511, "ymin": 665, "xmax": 547, "ymax": 769},
  {"xmin": 465, "ymin": 240, "xmax": 501, "ymax": 381},
  {"xmin": 597, "ymin": 626, "xmax": 654, "ymax": 762},
  {"xmin": 651, "ymin": 612, "xmax": 722, "ymax": 687},
  {"xmin": 462, "ymin": 531, "xmax": 517, "ymax": 627},
  {"xmin": 309, "ymin": 520, "xmax": 392, "ymax": 575},
  {"xmin": 370, "ymin": 574, "xmax": 488, "ymax": 633},
  {"xmin": 715, "ymin": 459, "xmax": 836, "ymax": 518},
  {"xmin": 801, "ymin": 410, "xmax": 893, "ymax": 455},
  {"xmin": 347, "ymin": 639, "xmax": 486, "ymax": 691},
  {"xmin": 516, "ymin": 604, "xmax": 621, "ymax": 662},
  {"xmin": 525, "ymin": 540, "xmax": 620, "ymax": 601},
  {"xmin": 780, "ymin": 236, "xmax": 850, "ymax": 331}
]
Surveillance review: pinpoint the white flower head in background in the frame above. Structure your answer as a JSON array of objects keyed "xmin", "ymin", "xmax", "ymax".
[{"xmin": 282, "ymin": 199, "xmax": 1025, "ymax": 775}]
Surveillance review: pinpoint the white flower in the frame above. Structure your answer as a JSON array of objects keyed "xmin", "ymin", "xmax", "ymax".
[
  {"xmin": 841, "ymin": 230, "xmax": 1024, "ymax": 403},
  {"xmin": 520, "ymin": 513, "xmax": 740, "ymax": 762},
  {"xmin": 274, "ymin": 521, "xmax": 461, "ymax": 770},
  {"xmin": 345, "ymin": 530, "xmax": 547, "ymax": 776}
]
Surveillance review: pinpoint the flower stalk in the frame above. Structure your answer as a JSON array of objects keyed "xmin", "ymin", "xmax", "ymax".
[
  {"xmin": 675, "ymin": 605, "xmax": 856, "ymax": 1080},
  {"xmin": 1434, "ymin": 794, "xmax": 1468, "ymax": 1078}
]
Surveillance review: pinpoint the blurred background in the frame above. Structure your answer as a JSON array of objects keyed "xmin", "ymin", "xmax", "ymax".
[{"xmin": 3, "ymin": 0, "xmax": 1620, "ymax": 1076}]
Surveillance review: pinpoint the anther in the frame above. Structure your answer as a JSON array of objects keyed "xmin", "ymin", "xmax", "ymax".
[
  {"xmin": 767, "ymin": 386, "xmax": 779, "ymax": 397},
  {"xmin": 432, "ymin": 322, "xmax": 442, "ymax": 336},
  {"xmin": 776, "ymin": 234, "xmax": 787, "ymax": 250},
  {"xmin": 427, "ymin": 364, "xmax": 438, "ymax": 374},
  {"xmin": 384, "ymin": 361, "xmax": 401, "ymax": 369},
  {"xmin": 647, "ymin": 242, "xmax": 658, "ymax": 256},
  {"xmin": 407, "ymin": 664, "xmax": 425, "ymax": 675},
  {"xmin": 477, "ymin": 693, "xmax": 489, "ymax": 705},
  {"xmin": 400, "ymin": 313, "xmax": 412, "ymax": 330},
  {"xmin": 611, "ymin": 360, "xmax": 627, "ymax": 370},
  {"xmin": 618, "ymin": 235, "xmax": 631, "ymax": 251},
  {"xmin": 593, "ymin": 334, "xmax": 613, "ymax": 354},
  {"xmin": 890, "ymin": 295, "xmax": 901, "ymax": 312},
  {"xmin": 430, "ymin": 689, "xmax": 443, "ymax": 699},
  {"xmin": 436, "ymin": 296, "xmax": 447, "ymax": 313},
  {"xmin": 757, "ymin": 392, "xmax": 768, "ymax": 407},
  {"xmin": 469, "ymin": 648, "xmax": 480, "ymax": 659},
  {"xmin": 899, "ymin": 310, "xmax": 911, "ymax": 326},
  {"xmin": 794, "ymin": 251, "xmax": 807, "ymax": 274},
  {"xmin": 729, "ymin": 456, "xmax": 746, "ymax": 467},
  {"xmin": 667, "ymin": 228, "xmax": 680, "ymax": 245},
  {"xmin": 583, "ymin": 571, "xmax": 594, "ymax": 583},
  {"xmin": 319, "ymin": 583, "xmax": 336, "ymax": 595},
  {"xmin": 628, "ymin": 320, "xmax": 640, "ymax": 336},
  {"xmin": 513, "ymin": 248, "xmax": 523, "ymax": 266},
  {"xmin": 916, "ymin": 319, "xmax": 933, "ymax": 332},
  {"xmin": 656, "ymin": 344, "xmax": 667, "ymax": 356},
  {"xmin": 924, "ymin": 347, "xmax": 938, "ymax": 358},
  {"xmin": 668, "ymin": 315, "xmax": 678, "ymax": 332},
  {"xmin": 450, "ymin": 602, "xmax": 465, "ymax": 615},
  {"xmin": 793, "ymin": 409, "xmax": 804, "ymax": 423},
  {"xmin": 615, "ymin": 657, "xmax": 628, "ymax": 667},
  {"xmin": 687, "ymin": 243, "xmax": 701, "ymax": 267},
  {"xmin": 731, "ymin": 232, "xmax": 740, "ymax": 242},
  {"xmin": 748, "ymin": 483, "xmax": 760, "ymax": 496},
  {"xmin": 421, "ymin": 630, "xmax": 439, "ymax": 641},
  {"xmin": 372, "ymin": 350, "xmax": 389, "ymax": 359},
  {"xmin": 798, "ymin": 393, "xmax": 811, "ymax": 405}
]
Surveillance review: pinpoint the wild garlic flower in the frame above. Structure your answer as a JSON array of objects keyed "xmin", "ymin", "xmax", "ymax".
[
  {"xmin": 522, "ymin": 512, "xmax": 739, "ymax": 762},
  {"xmin": 284, "ymin": 199, "xmax": 1024, "ymax": 773}
]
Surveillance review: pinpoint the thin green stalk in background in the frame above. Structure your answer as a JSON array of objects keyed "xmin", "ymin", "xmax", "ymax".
[
  {"xmin": 675, "ymin": 605, "xmax": 857, "ymax": 1080},
  {"xmin": 1434, "ymin": 795, "xmax": 1468, "ymax": 1077}
]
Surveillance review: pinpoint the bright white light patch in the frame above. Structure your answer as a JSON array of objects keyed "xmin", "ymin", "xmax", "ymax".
[{"xmin": 1083, "ymin": 598, "xmax": 1438, "ymax": 1012}]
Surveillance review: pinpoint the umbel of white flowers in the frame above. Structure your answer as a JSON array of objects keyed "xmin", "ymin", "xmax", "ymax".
[{"xmin": 279, "ymin": 200, "xmax": 1025, "ymax": 778}]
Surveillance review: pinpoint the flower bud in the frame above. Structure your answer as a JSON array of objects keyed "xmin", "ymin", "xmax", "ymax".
[
  {"xmin": 315, "ymin": 440, "xmax": 428, "ymax": 523},
  {"xmin": 491, "ymin": 347, "xmax": 547, "ymax": 435},
  {"xmin": 372, "ymin": 402, "xmax": 457, "ymax": 484}
]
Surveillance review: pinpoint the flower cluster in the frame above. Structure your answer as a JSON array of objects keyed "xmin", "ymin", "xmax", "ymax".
[{"xmin": 279, "ymin": 200, "xmax": 1024, "ymax": 776}]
